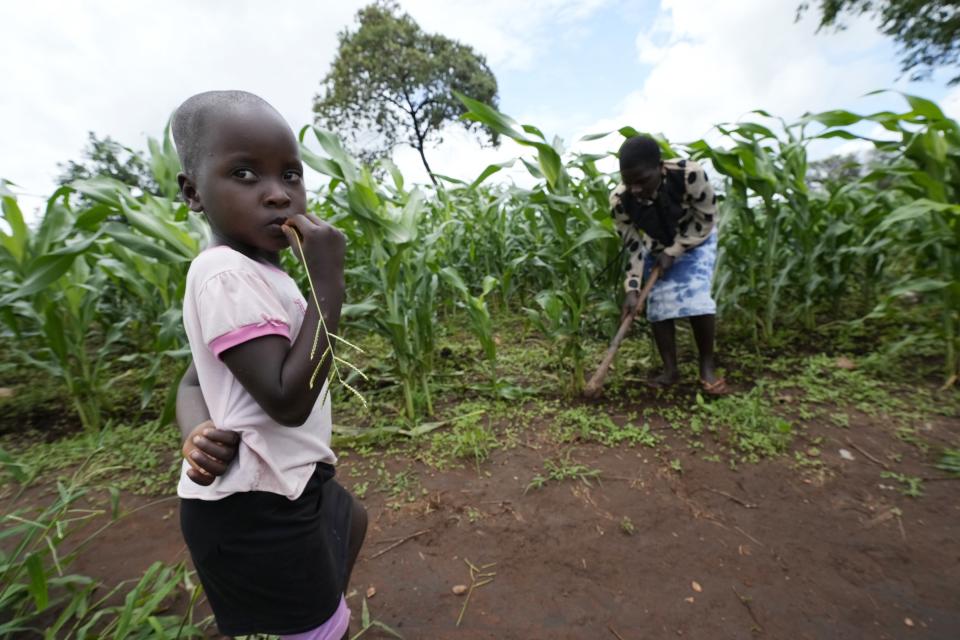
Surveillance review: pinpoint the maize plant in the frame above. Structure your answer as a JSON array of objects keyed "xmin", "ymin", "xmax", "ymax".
[
  {"xmin": 459, "ymin": 94, "xmax": 621, "ymax": 393},
  {"xmin": 300, "ymin": 126, "xmax": 447, "ymax": 421},
  {"xmin": 803, "ymin": 93, "xmax": 960, "ymax": 382}
]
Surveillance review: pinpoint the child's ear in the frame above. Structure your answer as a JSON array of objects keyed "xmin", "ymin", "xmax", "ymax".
[{"xmin": 178, "ymin": 172, "xmax": 204, "ymax": 212}]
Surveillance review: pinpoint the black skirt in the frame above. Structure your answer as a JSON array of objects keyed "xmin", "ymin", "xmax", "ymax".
[{"xmin": 180, "ymin": 462, "xmax": 352, "ymax": 637}]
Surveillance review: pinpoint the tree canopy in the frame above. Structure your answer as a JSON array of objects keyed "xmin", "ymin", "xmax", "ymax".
[
  {"xmin": 799, "ymin": 0, "xmax": 960, "ymax": 84},
  {"xmin": 57, "ymin": 132, "xmax": 159, "ymax": 195},
  {"xmin": 313, "ymin": 1, "xmax": 500, "ymax": 183}
]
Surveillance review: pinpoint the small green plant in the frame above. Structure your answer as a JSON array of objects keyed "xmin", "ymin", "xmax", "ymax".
[
  {"xmin": 465, "ymin": 506, "xmax": 484, "ymax": 523},
  {"xmin": 551, "ymin": 407, "xmax": 661, "ymax": 448},
  {"xmin": 694, "ymin": 387, "xmax": 793, "ymax": 462},
  {"xmin": 669, "ymin": 458, "xmax": 683, "ymax": 474},
  {"xmin": 0, "ymin": 461, "xmax": 209, "ymax": 637},
  {"xmin": 352, "ymin": 480, "xmax": 370, "ymax": 499},
  {"xmin": 429, "ymin": 411, "xmax": 500, "ymax": 471},
  {"xmin": 620, "ymin": 516, "xmax": 636, "ymax": 536},
  {"xmin": 350, "ymin": 597, "xmax": 404, "ymax": 639},
  {"xmin": 881, "ymin": 471, "xmax": 924, "ymax": 498},
  {"xmin": 895, "ymin": 427, "xmax": 930, "ymax": 453},
  {"xmin": 375, "ymin": 467, "xmax": 420, "ymax": 504},
  {"xmin": 525, "ymin": 454, "xmax": 600, "ymax": 492},
  {"xmin": 936, "ymin": 448, "xmax": 960, "ymax": 475}
]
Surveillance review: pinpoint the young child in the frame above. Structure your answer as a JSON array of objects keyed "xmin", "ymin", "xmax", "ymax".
[
  {"xmin": 172, "ymin": 90, "xmax": 366, "ymax": 639},
  {"xmin": 610, "ymin": 135, "xmax": 728, "ymax": 394}
]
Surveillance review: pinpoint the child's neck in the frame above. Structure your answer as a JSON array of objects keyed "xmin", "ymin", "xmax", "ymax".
[{"xmin": 210, "ymin": 231, "xmax": 282, "ymax": 268}]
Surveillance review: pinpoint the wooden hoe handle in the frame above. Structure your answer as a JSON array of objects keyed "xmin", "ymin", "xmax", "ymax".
[{"xmin": 583, "ymin": 268, "xmax": 661, "ymax": 398}]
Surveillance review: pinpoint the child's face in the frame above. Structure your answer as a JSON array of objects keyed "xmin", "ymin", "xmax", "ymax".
[
  {"xmin": 182, "ymin": 105, "xmax": 306, "ymax": 256},
  {"xmin": 621, "ymin": 164, "xmax": 663, "ymax": 202}
]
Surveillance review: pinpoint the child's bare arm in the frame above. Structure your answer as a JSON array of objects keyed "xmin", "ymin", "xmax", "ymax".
[
  {"xmin": 176, "ymin": 361, "xmax": 240, "ymax": 485},
  {"xmin": 219, "ymin": 213, "xmax": 345, "ymax": 427}
]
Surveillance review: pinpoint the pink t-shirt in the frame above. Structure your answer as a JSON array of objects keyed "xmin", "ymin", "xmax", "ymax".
[{"xmin": 177, "ymin": 246, "xmax": 336, "ymax": 501}]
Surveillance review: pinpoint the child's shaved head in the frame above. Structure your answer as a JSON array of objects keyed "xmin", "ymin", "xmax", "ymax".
[{"xmin": 172, "ymin": 90, "xmax": 284, "ymax": 175}]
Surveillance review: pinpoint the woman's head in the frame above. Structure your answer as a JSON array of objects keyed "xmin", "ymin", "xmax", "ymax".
[
  {"xmin": 618, "ymin": 135, "xmax": 663, "ymax": 201},
  {"xmin": 173, "ymin": 91, "xmax": 305, "ymax": 256}
]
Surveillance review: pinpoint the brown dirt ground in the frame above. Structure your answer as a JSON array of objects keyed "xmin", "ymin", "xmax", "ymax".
[{"xmin": 18, "ymin": 389, "xmax": 955, "ymax": 640}]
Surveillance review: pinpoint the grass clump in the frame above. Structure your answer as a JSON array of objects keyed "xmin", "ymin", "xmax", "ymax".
[
  {"xmin": 692, "ymin": 386, "xmax": 793, "ymax": 463},
  {"xmin": 551, "ymin": 407, "xmax": 660, "ymax": 448},
  {"xmin": 525, "ymin": 453, "xmax": 600, "ymax": 492}
]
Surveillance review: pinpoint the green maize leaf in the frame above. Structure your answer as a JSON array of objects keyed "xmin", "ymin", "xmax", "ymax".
[
  {"xmin": 102, "ymin": 223, "xmax": 190, "ymax": 263},
  {"xmin": 579, "ymin": 131, "xmax": 613, "ymax": 142},
  {"xmin": 342, "ymin": 300, "xmax": 378, "ymax": 318},
  {"xmin": 469, "ymin": 159, "xmax": 516, "ymax": 190},
  {"xmin": 1, "ymin": 192, "xmax": 28, "ymax": 264},
  {"xmin": 433, "ymin": 173, "xmax": 467, "ymax": 185},
  {"xmin": 42, "ymin": 306, "xmax": 68, "ymax": 362},
  {"xmin": 380, "ymin": 158, "xmax": 405, "ymax": 191},
  {"xmin": 70, "ymin": 176, "xmax": 128, "ymax": 207},
  {"xmin": 521, "ymin": 158, "xmax": 543, "ymax": 179},
  {"xmin": 25, "ymin": 552, "xmax": 49, "ymax": 610},
  {"xmin": 889, "ymin": 278, "xmax": 952, "ymax": 296},
  {"xmin": 74, "ymin": 204, "xmax": 112, "ymax": 230},
  {"xmin": 456, "ymin": 93, "xmax": 564, "ymax": 188},
  {"xmin": 481, "ymin": 275, "xmax": 498, "ymax": 297},
  {"xmin": 727, "ymin": 122, "xmax": 778, "ymax": 139},
  {"xmin": 812, "ymin": 129, "xmax": 864, "ymax": 142},
  {"xmin": 0, "ymin": 446, "xmax": 28, "ymax": 483},
  {"xmin": 301, "ymin": 144, "xmax": 345, "ymax": 181},
  {"xmin": 878, "ymin": 199, "xmax": 959, "ymax": 231},
  {"xmin": 457, "ymin": 92, "xmax": 521, "ymax": 136},
  {"xmin": 308, "ymin": 127, "xmax": 360, "ymax": 184},
  {"xmin": 521, "ymin": 123, "xmax": 547, "ymax": 140},
  {"xmin": 902, "ymin": 93, "xmax": 947, "ymax": 122},
  {"xmin": 122, "ymin": 196, "xmax": 196, "ymax": 258},
  {"xmin": 800, "ymin": 109, "xmax": 863, "ymax": 127},
  {"xmin": 537, "ymin": 147, "xmax": 563, "ymax": 188},
  {"xmin": 4, "ymin": 254, "xmax": 75, "ymax": 303},
  {"xmin": 439, "ymin": 266, "xmax": 468, "ymax": 295},
  {"xmin": 562, "ymin": 226, "xmax": 616, "ymax": 257}
]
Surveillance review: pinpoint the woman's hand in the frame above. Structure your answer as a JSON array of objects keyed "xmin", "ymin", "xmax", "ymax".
[
  {"xmin": 621, "ymin": 290, "xmax": 641, "ymax": 323},
  {"xmin": 182, "ymin": 420, "xmax": 241, "ymax": 486},
  {"xmin": 657, "ymin": 252, "xmax": 675, "ymax": 273}
]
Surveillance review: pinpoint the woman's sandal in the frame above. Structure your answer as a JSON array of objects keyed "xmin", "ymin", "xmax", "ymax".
[{"xmin": 700, "ymin": 377, "xmax": 731, "ymax": 396}]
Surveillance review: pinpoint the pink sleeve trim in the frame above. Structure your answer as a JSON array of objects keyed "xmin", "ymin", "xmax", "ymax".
[{"xmin": 209, "ymin": 319, "xmax": 290, "ymax": 358}]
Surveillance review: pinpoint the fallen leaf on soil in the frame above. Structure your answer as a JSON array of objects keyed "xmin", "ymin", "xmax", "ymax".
[
  {"xmin": 839, "ymin": 448, "xmax": 855, "ymax": 461},
  {"xmin": 904, "ymin": 617, "xmax": 914, "ymax": 627},
  {"xmin": 452, "ymin": 584, "xmax": 468, "ymax": 595},
  {"xmin": 738, "ymin": 544, "xmax": 752, "ymax": 556},
  {"xmin": 835, "ymin": 356, "xmax": 856, "ymax": 370},
  {"xmin": 366, "ymin": 586, "xmax": 376, "ymax": 598},
  {"xmin": 684, "ymin": 597, "xmax": 695, "ymax": 603},
  {"xmin": 691, "ymin": 581, "xmax": 702, "ymax": 593}
]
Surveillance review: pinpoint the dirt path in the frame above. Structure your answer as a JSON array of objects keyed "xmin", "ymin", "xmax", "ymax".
[{"xmin": 59, "ymin": 405, "xmax": 959, "ymax": 640}]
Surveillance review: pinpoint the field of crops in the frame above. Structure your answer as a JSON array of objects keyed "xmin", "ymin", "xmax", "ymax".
[{"xmin": 1, "ymin": 94, "xmax": 958, "ymax": 637}]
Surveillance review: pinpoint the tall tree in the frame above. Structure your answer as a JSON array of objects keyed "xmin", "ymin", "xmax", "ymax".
[
  {"xmin": 57, "ymin": 132, "xmax": 159, "ymax": 195},
  {"xmin": 799, "ymin": 1, "xmax": 960, "ymax": 84},
  {"xmin": 313, "ymin": 1, "xmax": 500, "ymax": 183}
]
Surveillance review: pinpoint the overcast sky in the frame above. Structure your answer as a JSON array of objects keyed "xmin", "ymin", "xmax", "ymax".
[{"xmin": 3, "ymin": 0, "xmax": 959, "ymax": 210}]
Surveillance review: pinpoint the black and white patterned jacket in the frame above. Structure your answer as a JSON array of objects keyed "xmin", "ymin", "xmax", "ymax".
[{"xmin": 609, "ymin": 158, "xmax": 718, "ymax": 292}]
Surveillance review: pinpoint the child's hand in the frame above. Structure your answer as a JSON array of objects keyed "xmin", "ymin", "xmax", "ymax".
[
  {"xmin": 281, "ymin": 214, "xmax": 346, "ymax": 286},
  {"xmin": 182, "ymin": 420, "xmax": 240, "ymax": 486}
]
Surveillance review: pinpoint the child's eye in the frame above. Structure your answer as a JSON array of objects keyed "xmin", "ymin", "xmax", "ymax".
[
  {"xmin": 233, "ymin": 169, "xmax": 257, "ymax": 181},
  {"xmin": 284, "ymin": 170, "xmax": 303, "ymax": 183}
]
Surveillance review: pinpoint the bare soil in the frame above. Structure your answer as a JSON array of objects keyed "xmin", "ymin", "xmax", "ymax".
[{"xmin": 36, "ymin": 389, "xmax": 959, "ymax": 640}]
